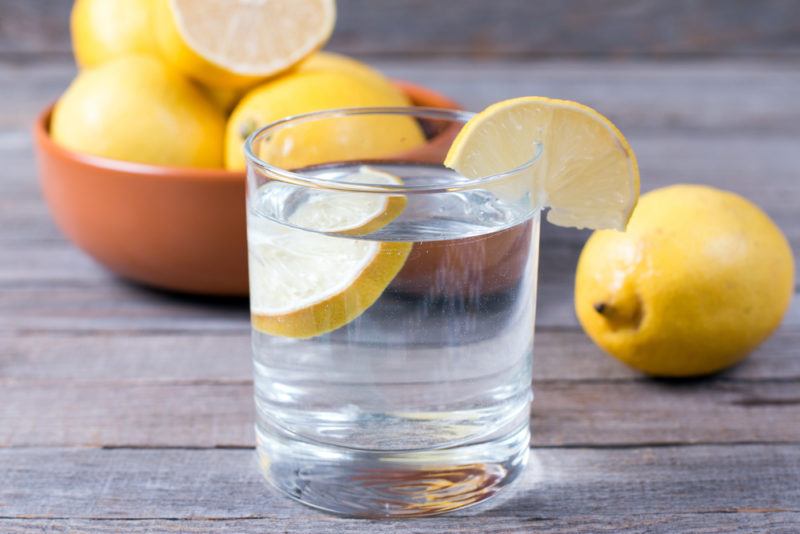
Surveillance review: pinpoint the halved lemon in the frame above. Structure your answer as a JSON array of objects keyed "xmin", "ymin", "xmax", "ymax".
[
  {"xmin": 249, "ymin": 167, "xmax": 411, "ymax": 338},
  {"xmin": 154, "ymin": 0, "xmax": 336, "ymax": 89},
  {"xmin": 444, "ymin": 97, "xmax": 639, "ymax": 230}
]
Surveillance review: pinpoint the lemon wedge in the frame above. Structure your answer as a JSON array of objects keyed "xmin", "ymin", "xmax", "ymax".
[
  {"xmin": 155, "ymin": 0, "xmax": 335, "ymax": 88},
  {"xmin": 249, "ymin": 167, "xmax": 411, "ymax": 338},
  {"xmin": 444, "ymin": 97, "xmax": 639, "ymax": 230}
]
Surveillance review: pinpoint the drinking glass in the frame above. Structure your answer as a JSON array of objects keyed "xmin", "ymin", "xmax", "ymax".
[{"xmin": 245, "ymin": 107, "xmax": 541, "ymax": 517}]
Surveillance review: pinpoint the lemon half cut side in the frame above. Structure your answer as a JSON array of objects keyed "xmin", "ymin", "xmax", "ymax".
[{"xmin": 156, "ymin": 0, "xmax": 336, "ymax": 88}]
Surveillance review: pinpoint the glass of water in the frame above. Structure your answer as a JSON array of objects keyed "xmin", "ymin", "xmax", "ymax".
[{"xmin": 245, "ymin": 107, "xmax": 541, "ymax": 517}]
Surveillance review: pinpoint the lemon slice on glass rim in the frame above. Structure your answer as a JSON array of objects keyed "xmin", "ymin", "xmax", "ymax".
[
  {"xmin": 444, "ymin": 96, "xmax": 640, "ymax": 230},
  {"xmin": 249, "ymin": 166, "xmax": 411, "ymax": 339}
]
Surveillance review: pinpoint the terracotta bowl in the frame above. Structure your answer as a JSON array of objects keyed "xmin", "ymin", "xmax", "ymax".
[{"xmin": 33, "ymin": 81, "xmax": 461, "ymax": 296}]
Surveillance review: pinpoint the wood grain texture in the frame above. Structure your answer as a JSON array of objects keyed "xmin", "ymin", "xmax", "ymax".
[
  {"xmin": 4, "ymin": 373, "xmax": 800, "ymax": 448},
  {"xmin": 2, "ymin": 0, "xmax": 800, "ymax": 58},
  {"xmin": 3, "ymin": 327, "xmax": 799, "ymax": 383},
  {"xmin": 3, "ymin": 515, "xmax": 800, "ymax": 534},
  {"xmin": 1, "ymin": 56, "xmax": 800, "ymax": 530},
  {"xmin": 0, "ymin": 446, "xmax": 797, "ymax": 527},
  {"xmin": 332, "ymin": 0, "xmax": 800, "ymax": 58},
  {"xmin": 1, "ymin": 253, "xmax": 796, "ymax": 335},
  {"xmin": 0, "ymin": 57, "xmax": 798, "ymax": 450},
  {"xmin": 6, "ymin": 59, "xmax": 800, "ymax": 132},
  {"xmin": 0, "ymin": 250, "xmax": 584, "ymax": 333}
]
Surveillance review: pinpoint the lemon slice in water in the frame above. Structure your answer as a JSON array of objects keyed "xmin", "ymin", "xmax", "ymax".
[
  {"xmin": 249, "ymin": 167, "xmax": 411, "ymax": 338},
  {"xmin": 287, "ymin": 166, "xmax": 408, "ymax": 236},
  {"xmin": 445, "ymin": 97, "xmax": 639, "ymax": 230}
]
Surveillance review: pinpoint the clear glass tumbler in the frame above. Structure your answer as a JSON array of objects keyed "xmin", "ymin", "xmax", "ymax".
[{"xmin": 245, "ymin": 107, "xmax": 540, "ymax": 517}]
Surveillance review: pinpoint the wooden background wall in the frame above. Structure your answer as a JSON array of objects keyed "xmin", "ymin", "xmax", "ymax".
[{"xmin": 2, "ymin": 0, "xmax": 800, "ymax": 60}]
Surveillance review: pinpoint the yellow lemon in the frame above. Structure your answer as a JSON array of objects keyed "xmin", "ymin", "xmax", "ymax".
[
  {"xmin": 296, "ymin": 51, "xmax": 409, "ymax": 104},
  {"xmin": 575, "ymin": 185, "xmax": 795, "ymax": 377},
  {"xmin": 249, "ymin": 167, "xmax": 411, "ymax": 338},
  {"xmin": 153, "ymin": 0, "xmax": 335, "ymax": 89},
  {"xmin": 225, "ymin": 69, "xmax": 421, "ymax": 170},
  {"xmin": 445, "ymin": 97, "xmax": 639, "ymax": 231},
  {"xmin": 51, "ymin": 55, "xmax": 225, "ymax": 168},
  {"xmin": 199, "ymin": 85, "xmax": 244, "ymax": 114},
  {"xmin": 71, "ymin": 0, "xmax": 159, "ymax": 68}
]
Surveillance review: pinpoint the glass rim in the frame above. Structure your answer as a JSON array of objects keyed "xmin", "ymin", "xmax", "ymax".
[{"xmin": 243, "ymin": 106, "xmax": 542, "ymax": 194}]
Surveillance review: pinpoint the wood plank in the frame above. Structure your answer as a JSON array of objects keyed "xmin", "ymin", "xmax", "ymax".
[
  {"xmin": 0, "ymin": 60, "xmax": 71, "ymax": 129},
  {"xmin": 0, "ymin": 282, "xmax": 250, "ymax": 334},
  {"xmin": 0, "ymin": 333, "xmax": 253, "ymax": 382},
  {"xmin": 2, "ymin": 56, "xmax": 798, "ymax": 530},
  {"xmin": 0, "ymin": 209, "xmax": 796, "ymax": 333},
  {"xmin": 0, "ymin": 446, "xmax": 797, "ymax": 524},
  {"xmin": 1, "ymin": 270, "xmax": 797, "ymax": 334},
  {"xmin": 332, "ymin": 0, "xmax": 800, "ymax": 59},
  {"xmin": 0, "ymin": 243, "xmax": 106, "ymax": 283},
  {"xmin": 0, "ymin": 382, "xmax": 254, "ymax": 448},
  {"xmin": 3, "ymin": 0, "xmax": 800, "ymax": 58},
  {"xmin": 7, "ymin": 99, "xmax": 800, "ymax": 258},
  {"xmin": 532, "ymin": 380, "xmax": 800, "ymax": 447},
  {"xmin": 7, "ymin": 131, "xmax": 800, "ymax": 246},
  {"xmin": 0, "ymin": 241, "xmax": 585, "ymax": 332},
  {"xmin": 3, "ymin": 514, "xmax": 800, "ymax": 534},
  {"xmin": 532, "ymin": 326, "xmax": 800, "ymax": 382},
  {"xmin": 3, "ymin": 327, "xmax": 798, "ymax": 384},
  {"xmin": 383, "ymin": 59, "xmax": 800, "ymax": 134},
  {"xmin": 4, "ymin": 239, "xmax": 799, "ymax": 334},
  {"xmin": 3, "ymin": 376, "xmax": 800, "ymax": 448},
  {"xmin": 6, "ymin": 59, "xmax": 800, "ymax": 134},
  {"xmin": 0, "ymin": 210, "xmax": 796, "ymax": 336}
]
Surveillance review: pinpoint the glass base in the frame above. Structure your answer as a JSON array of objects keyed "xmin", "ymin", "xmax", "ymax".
[{"xmin": 255, "ymin": 421, "xmax": 530, "ymax": 518}]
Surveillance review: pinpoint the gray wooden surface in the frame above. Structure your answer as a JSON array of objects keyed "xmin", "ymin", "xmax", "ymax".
[
  {"xmin": 3, "ymin": 0, "xmax": 800, "ymax": 59},
  {"xmin": 1, "ymin": 56, "xmax": 799, "ymax": 532}
]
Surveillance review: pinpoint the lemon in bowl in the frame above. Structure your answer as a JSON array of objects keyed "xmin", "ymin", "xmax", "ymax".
[
  {"xmin": 36, "ymin": 77, "xmax": 459, "ymax": 296},
  {"xmin": 71, "ymin": 0, "xmax": 160, "ymax": 68},
  {"xmin": 51, "ymin": 54, "xmax": 225, "ymax": 168},
  {"xmin": 296, "ymin": 51, "xmax": 409, "ymax": 102},
  {"xmin": 225, "ymin": 69, "xmax": 419, "ymax": 170}
]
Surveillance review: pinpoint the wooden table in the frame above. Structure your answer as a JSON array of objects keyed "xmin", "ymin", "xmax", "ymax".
[{"xmin": 1, "ymin": 58, "xmax": 798, "ymax": 533}]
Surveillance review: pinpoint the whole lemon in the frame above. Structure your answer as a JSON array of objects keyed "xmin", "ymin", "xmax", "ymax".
[
  {"xmin": 225, "ymin": 70, "xmax": 421, "ymax": 170},
  {"xmin": 575, "ymin": 184, "xmax": 794, "ymax": 377},
  {"xmin": 201, "ymin": 85, "xmax": 244, "ymax": 114},
  {"xmin": 71, "ymin": 0, "xmax": 159, "ymax": 68},
  {"xmin": 51, "ymin": 55, "xmax": 225, "ymax": 168},
  {"xmin": 295, "ymin": 51, "xmax": 410, "ymax": 104}
]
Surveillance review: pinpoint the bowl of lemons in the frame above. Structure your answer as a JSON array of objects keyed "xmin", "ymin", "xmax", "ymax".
[{"xmin": 34, "ymin": 0, "xmax": 459, "ymax": 296}]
